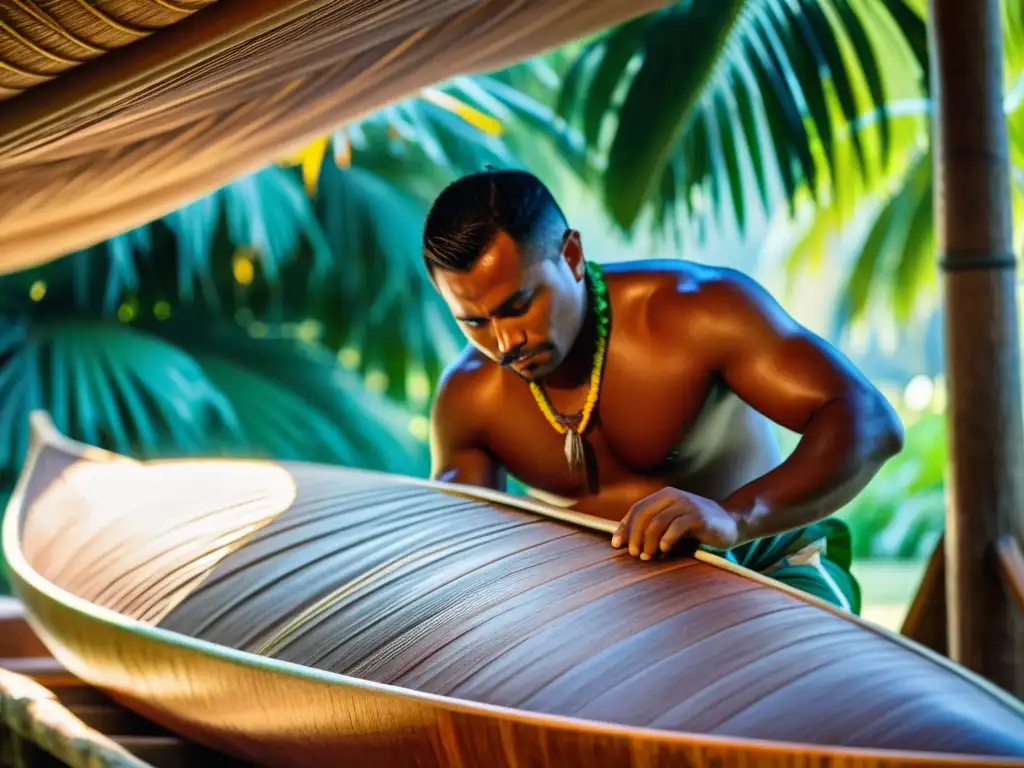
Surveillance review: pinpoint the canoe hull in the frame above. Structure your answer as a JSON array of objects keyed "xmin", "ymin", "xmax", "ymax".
[
  {"xmin": 5, "ymin": 412, "xmax": 1024, "ymax": 767},
  {"xmin": 13, "ymin": 573, "xmax": 1023, "ymax": 768}
]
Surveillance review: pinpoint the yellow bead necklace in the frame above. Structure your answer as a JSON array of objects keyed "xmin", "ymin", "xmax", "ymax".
[{"xmin": 528, "ymin": 261, "xmax": 610, "ymax": 479}]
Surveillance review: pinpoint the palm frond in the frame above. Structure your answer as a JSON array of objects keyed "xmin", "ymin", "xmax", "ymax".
[
  {"xmin": 277, "ymin": 64, "xmax": 592, "ymax": 202},
  {"xmin": 152, "ymin": 322, "xmax": 427, "ymax": 475},
  {"xmin": 0, "ymin": 314, "xmax": 428, "ymax": 492},
  {"xmin": 832, "ymin": 147, "xmax": 933, "ymax": 332},
  {"xmin": 305, "ymin": 163, "xmax": 464, "ymax": 410},
  {"xmin": 0, "ymin": 316, "xmax": 241, "ymax": 487},
  {"xmin": 555, "ymin": 0, "xmax": 928, "ymax": 235},
  {"xmin": 461, "ymin": 74, "xmax": 593, "ymax": 180},
  {"xmin": 782, "ymin": 0, "xmax": 1024, "ymax": 332},
  {"xmin": 1, "ymin": 166, "xmax": 330, "ymax": 321},
  {"xmin": 0, "ymin": 484, "xmax": 9, "ymax": 592}
]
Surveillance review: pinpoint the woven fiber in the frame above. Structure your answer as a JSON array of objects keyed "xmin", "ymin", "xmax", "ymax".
[{"xmin": 0, "ymin": 0, "xmax": 668, "ymax": 271}]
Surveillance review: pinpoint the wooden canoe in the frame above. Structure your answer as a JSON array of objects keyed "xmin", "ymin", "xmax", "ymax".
[{"xmin": 3, "ymin": 411, "xmax": 1024, "ymax": 768}]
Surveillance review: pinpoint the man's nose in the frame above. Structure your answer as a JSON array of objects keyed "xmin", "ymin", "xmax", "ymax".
[{"xmin": 494, "ymin": 321, "xmax": 524, "ymax": 356}]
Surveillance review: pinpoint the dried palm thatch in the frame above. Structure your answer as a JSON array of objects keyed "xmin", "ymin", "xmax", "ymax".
[
  {"xmin": 0, "ymin": 0, "xmax": 669, "ymax": 271},
  {"xmin": 3, "ymin": 411, "xmax": 1024, "ymax": 767},
  {"xmin": 0, "ymin": 1, "xmax": 217, "ymax": 100}
]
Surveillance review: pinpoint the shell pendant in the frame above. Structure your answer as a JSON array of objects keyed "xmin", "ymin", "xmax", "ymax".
[{"xmin": 564, "ymin": 429, "xmax": 586, "ymax": 479}]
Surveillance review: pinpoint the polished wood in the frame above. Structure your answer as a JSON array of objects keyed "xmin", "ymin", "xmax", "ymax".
[
  {"xmin": 996, "ymin": 535, "xmax": 1024, "ymax": 616},
  {"xmin": 901, "ymin": 535, "xmax": 948, "ymax": 656},
  {"xmin": 928, "ymin": 0, "xmax": 1024, "ymax": 699},
  {"xmin": 4, "ymin": 412, "xmax": 1024, "ymax": 767},
  {"xmin": 11, "ymin": 582, "xmax": 1024, "ymax": 768}
]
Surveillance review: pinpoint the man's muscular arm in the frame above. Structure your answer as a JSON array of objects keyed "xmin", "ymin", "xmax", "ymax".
[
  {"xmin": 429, "ymin": 364, "xmax": 504, "ymax": 490},
  {"xmin": 707, "ymin": 272, "xmax": 903, "ymax": 543},
  {"xmin": 614, "ymin": 269, "xmax": 903, "ymax": 557}
]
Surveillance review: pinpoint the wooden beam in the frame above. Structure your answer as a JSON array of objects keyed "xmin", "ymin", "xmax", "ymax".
[
  {"xmin": 929, "ymin": 0, "xmax": 1024, "ymax": 699},
  {"xmin": 900, "ymin": 534, "xmax": 948, "ymax": 656}
]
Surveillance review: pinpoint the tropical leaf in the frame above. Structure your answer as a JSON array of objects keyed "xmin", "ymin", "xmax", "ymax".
[
  {"xmin": 6, "ymin": 165, "xmax": 462, "ymax": 416},
  {"xmin": 0, "ymin": 316, "xmax": 241, "ymax": 489},
  {"xmin": 783, "ymin": 2, "xmax": 1024, "ymax": 333},
  {"xmin": 0, "ymin": 166, "xmax": 330, "ymax": 321},
  {"xmin": 304, "ymin": 163, "xmax": 464, "ymax": 410},
  {"xmin": 280, "ymin": 66, "xmax": 586, "ymax": 201},
  {"xmin": 449, "ymin": 75, "xmax": 592, "ymax": 180},
  {"xmin": 555, "ymin": 0, "xmax": 928, "ymax": 235},
  {"xmin": 149, "ymin": 321, "xmax": 427, "ymax": 475},
  {"xmin": 0, "ymin": 313, "xmax": 427, "ymax": 495},
  {"xmin": 833, "ymin": 146, "xmax": 932, "ymax": 329},
  {"xmin": 605, "ymin": 1, "xmax": 745, "ymax": 229},
  {"xmin": 0, "ymin": 485, "xmax": 9, "ymax": 593}
]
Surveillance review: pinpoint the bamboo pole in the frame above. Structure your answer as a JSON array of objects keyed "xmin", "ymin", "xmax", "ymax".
[{"xmin": 929, "ymin": 0, "xmax": 1024, "ymax": 698}]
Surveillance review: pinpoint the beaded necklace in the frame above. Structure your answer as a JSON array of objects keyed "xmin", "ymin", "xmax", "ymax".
[{"xmin": 528, "ymin": 261, "xmax": 610, "ymax": 480}]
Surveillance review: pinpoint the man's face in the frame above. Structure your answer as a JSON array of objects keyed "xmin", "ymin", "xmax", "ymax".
[{"xmin": 433, "ymin": 229, "xmax": 586, "ymax": 381}]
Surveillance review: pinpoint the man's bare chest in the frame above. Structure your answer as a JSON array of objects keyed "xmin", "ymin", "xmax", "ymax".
[{"xmin": 485, "ymin": 362, "xmax": 715, "ymax": 494}]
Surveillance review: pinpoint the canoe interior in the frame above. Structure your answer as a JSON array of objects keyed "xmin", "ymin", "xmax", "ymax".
[{"xmin": 4, "ymin": 413, "xmax": 1024, "ymax": 767}]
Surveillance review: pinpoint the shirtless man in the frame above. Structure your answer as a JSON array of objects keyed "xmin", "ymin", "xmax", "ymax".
[{"xmin": 423, "ymin": 169, "xmax": 903, "ymax": 611}]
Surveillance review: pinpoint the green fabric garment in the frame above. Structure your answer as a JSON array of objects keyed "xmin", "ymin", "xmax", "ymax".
[{"xmin": 706, "ymin": 517, "xmax": 862, "ymax": 615}]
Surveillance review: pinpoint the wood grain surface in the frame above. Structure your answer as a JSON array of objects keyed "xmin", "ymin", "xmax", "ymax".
[{"xmin": 5, "ymin": 425, "xmax": 1024, "ymax": 766}]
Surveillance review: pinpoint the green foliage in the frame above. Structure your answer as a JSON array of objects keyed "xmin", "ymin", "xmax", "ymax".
[
  {"xmin": 0, "ymin": 72, "xmax": 578, "ymax": 570},
  {"xmin": 304, "ymin": 164, "xmax": 462, "ymax": 407},
  {"xmin": 341, "ymin": 68, "xmax": 583, "ymax": 199},
  {"xmin": 835, "ymin": 146, "xmax": 934, "ymax": 327},
  {"xmin": 0, "ymin": 310, "xmax": 427, "ymax": 472},
  {"xmin": 0, "ymin": 487, "xmax": 8, "ymax": 592},
  {"xmin": 784, "ymin": 0, "xmax": 1024, "ymax": 330},
  {"xmin": 838, "ymin": 411, "xmax": 945, "ymax": 559},
  {"xmin": 554, "ymin": 0, "xmax": 927, "ymax": 240}
]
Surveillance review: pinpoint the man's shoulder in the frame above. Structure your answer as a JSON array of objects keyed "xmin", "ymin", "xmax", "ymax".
[
  {"xmin": 433, "ymin": 346, "xmax": 500, "ymax": 411},
  {"xmin": 606, "ymin": 259, "xmax": 771, "ymax": 325}
]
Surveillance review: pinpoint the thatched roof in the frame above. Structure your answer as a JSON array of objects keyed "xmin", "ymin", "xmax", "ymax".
[{"xmin": 0, "ymin": 0, "xmax": 668, "ymax": 272}]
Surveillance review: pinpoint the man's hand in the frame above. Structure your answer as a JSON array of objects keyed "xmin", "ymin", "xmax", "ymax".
[{"xmin": 611, "ymin": 488, "xmax": 739, "ymax": 560}]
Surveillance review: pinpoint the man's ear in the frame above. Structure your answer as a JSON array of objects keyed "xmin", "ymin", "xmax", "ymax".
[{"xmin": 562, "ymin": 229, "xmax": 584, "ymax": 280}]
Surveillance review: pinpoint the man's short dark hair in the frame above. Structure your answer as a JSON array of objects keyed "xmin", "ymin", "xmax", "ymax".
[{"xmin": 422, "ymin": 169, "xmax": 567, "ymax": 274}]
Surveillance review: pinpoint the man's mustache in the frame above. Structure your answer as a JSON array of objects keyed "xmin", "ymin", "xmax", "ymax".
[{"xmin": 500, "ymin": 342, "xmax": 554, "ymax": 367}]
